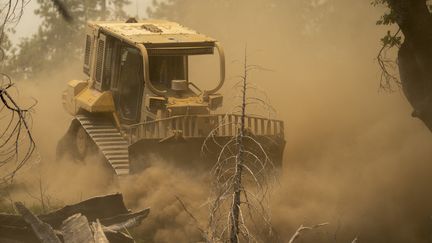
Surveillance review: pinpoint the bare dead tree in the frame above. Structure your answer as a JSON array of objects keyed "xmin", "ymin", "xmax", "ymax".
[
  {"xmin": 202, "ymin": 48, "xmax": 277, "ymax": 243},
  {"xmin": 0, "ymin": 73, "xmax": 37, "ymax": 186},
  {"xmin": 0, "ymin": 0, "xmax": 28, "ymax": 49},
  {"xmin": 0, "ymin": 1, "xmax": 37, "ymax": 187},
  {"xmin": 0, "ymin": 0, "xmax": 73, "ymax": 187}
]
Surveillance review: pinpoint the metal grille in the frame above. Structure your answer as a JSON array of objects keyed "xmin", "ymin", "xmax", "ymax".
[
  {"xmin": 84, "ymin": 35, "xmax": 91, "ymax": 65},
  {"xmin": 147, "ymin": 47, "xmax": 214, "ymax": 56},
  {"xmin": 83, "ymin": 35, "xmax": 92, "ymax": 75},
  {"xmin": 102, "ymin": 42, "xmax": 113, "ymax": 90},
  {"xmin": 95, "ymin": 39, "xmax": 105, "ymax": 83}
]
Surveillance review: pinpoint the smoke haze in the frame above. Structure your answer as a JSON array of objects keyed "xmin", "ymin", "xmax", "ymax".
[{"xmin": 5, "ymin": 0, "xmax": 432, "ymax": 242}]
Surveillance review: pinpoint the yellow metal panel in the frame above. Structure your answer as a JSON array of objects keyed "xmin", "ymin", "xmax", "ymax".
[
  {"xmin": 76, "ymin": 88, "xmax": 116, "ymax": 113},
  {"xmin": 69, "ymin": 80, "xmax": 88, "ymax": 95},
  {"xmin": 89, "ymin": 20, "xmax": 216, "ymax": 46},
  {"xmin": 63, "ymin": 80, "xmax": 88, "ymax": 115}
]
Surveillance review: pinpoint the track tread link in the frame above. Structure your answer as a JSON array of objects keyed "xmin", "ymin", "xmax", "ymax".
[{"xmin": 76, "ymin": 114, "xmax": 130, "ymax": 175}]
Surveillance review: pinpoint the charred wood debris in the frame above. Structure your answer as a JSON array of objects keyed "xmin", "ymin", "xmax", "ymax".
[{"xmin": 0, "ymin": 193, "xmax": 150, "ymax": 243}]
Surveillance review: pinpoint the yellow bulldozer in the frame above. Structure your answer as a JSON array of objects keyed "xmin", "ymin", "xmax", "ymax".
[{"xmin": 57, "ymin": 19, "xmax": 285, "ymax": 175}]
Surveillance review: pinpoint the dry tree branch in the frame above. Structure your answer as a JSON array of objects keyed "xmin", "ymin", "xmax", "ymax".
[
  {"xmin": 0, "ymin": 0, "xmax": 73, "ymax": 187},
  {"xmin": 0, "ymin": 0, "xmax": 29, "ymax": 46},
  {"xmin": 175, "ymin": 195, "xmax": 212, "ymax": 242},
  {"xmin": 0, "ymin": 71, "xmax": 36, "ymax": 187},
  {"xmin": 377, "ymin": 28, "xmax": 402, "ymax": 91},
  {"xmin": 288, "ymin": 222, "xmax": 329, "ymax": 243},
  {"xmin": 0, "ymin": 1, "xmax": 35, "ymax": 187}
]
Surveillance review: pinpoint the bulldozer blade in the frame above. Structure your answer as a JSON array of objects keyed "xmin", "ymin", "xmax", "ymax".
[{"xmin": 129, "ymin": 135, "xmax": 285, "ymax": 173}]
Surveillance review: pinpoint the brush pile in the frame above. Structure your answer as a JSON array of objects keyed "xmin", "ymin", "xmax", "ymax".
[{"xmin": 0, "ymin": 193, "xmax": 149, "ymax": 243}]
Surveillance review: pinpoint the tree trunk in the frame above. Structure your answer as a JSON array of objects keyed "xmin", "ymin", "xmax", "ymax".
[
  {"xmin": 230, "ymin": 53, "xmax": 248, "ymax": 243},
  {"xmin": 389, "ymin": 0, "xmax": 432, "ymax": 130}
]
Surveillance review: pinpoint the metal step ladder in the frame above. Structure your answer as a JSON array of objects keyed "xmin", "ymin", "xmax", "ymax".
[{"xmin": 76, "ymin": 114, "xmax": 130, "ymax": 175}]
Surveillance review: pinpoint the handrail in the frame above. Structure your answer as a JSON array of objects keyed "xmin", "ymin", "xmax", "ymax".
[
  {"xmin": 137, "ymin": 44, "xmax": 167, "ymax": 96},
  {"xmin": 124, "ymin": 114, "xmax": 284, "ymax": 144},
  {"xmin": 203, "ymin": 42, "xmax": 225, "ymax": 96},
  {"xmin": 123, "ymin": 114, "xmax": 284, "ymax": 129},
  {"xmin": 138, "ymin": 42, "xmax": 225, "ymax": 97}
]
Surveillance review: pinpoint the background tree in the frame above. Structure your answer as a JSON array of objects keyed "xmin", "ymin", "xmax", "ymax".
[
  {"xmin": 0, "ymin": 0, "xmax": 36, "ymax": 187},
  {"xmin": 374, "ymin": 0, "xmax": 432, "ymax": 131},
  {"xmin": 0, "ymin": 0, "xmax": 79, "ymax": 186},
  {"xmin": 5, "ymin": 0, "xmax": 130, "ymax": 79}
]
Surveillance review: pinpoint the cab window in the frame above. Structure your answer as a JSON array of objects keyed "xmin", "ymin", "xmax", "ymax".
[
  {"xmin": 115, "ymin": 46, "xmax": 143, "ymax": 123},
  {"xmin": 149, "ymin": 56, "xmax": 187, "ymax": 89}
]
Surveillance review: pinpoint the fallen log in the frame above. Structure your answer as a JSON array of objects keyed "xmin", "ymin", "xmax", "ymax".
[
  {"xmin": 60, "ymin": 214, "xmax": 135, "ymax": 243},
  {"xmin": 61, "ymin": 214, "xmax": 94, "ymax": 243},
  {"xmin": 102, "ymin": 208, "xmax": 150, "ymax": 231},
  {"xmin": 91, "ymin": 220, "xmax": 109, "ymax": 243},
  {"xmin": 0, "ymin": 193, "xmax": 129, "ymax": 229},
  {"xmin": 0, "ymin": 193, "xmax": 149, "ymax": 243},
  {"xmin": 14, "ymin": 202, "xmax": 61, "ymax": 243},
  {"xmin": 40, "ymin": 193, "xmax": 130, "ymax": 229},
  {"xmin": 0, "ymin": 225, "xmax": 39, "ymax": 242}
]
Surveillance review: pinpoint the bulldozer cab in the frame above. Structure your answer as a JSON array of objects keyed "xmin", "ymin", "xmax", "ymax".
[
  {"xmin": 83, "ymin": 19, "xmax": 225, "ymax": 124},
  {"xmin": 59, "ymin": 19, "xmax": 285, "ymax": 176}
]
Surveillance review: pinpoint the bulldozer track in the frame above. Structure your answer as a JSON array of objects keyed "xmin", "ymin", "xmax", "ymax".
[{"xmin": 76, "ymin": 114, "xmax": 130, "ymax": 176}]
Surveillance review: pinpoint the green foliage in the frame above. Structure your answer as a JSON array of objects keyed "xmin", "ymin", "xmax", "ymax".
[
  {"xmin": 371, "ymin": 0, "xmax": 403, "ymax": 91},
  {"xmin": 371, "ymin": 0, "xmax": 385, "ymax": 6},
  {"xmin": 371, "ymin": 0, "xmax": 398, "ymax": 25},
  {"xmin": 376, "ymin": 10, "xmax": 398, "ymax": 25},
  {"xmin": 5, "ymin": 0, "xmax": 130, "ymax": 79},
  {"xmin": 371, "ymin": 0, "xmax": 403, "ymax": 49},
  {"xmin": 381, "ymin": 30, "xmax": 402, "ymax": 47}
]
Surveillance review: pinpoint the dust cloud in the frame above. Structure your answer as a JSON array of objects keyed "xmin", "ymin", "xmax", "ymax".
[
  {"xmin": 174, "ymin": 1, "xmax": 432, "ymax": 241},
  {"xmin": 5, "ymin": 0, "xmax": 432, "ymax": 242}
]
